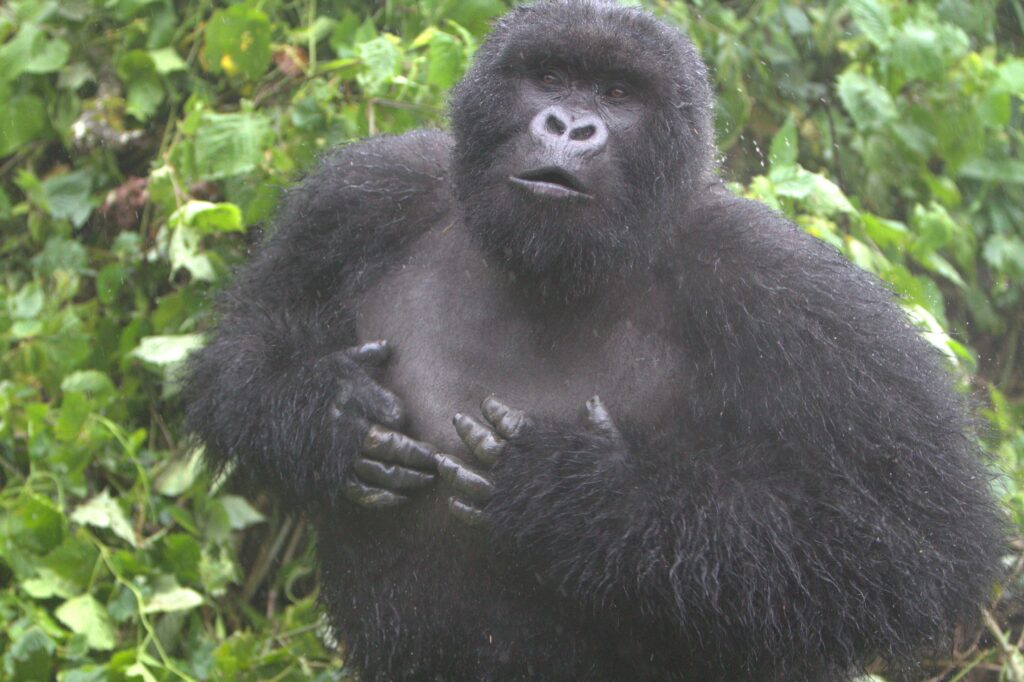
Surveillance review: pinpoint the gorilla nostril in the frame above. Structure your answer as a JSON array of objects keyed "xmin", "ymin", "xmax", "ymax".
[
  {"xmin": 545, "ymin": 115, "xmax": 567, "ymax": 136},
  {"xmin": 569, "ymin": 124, "xmax": 596, "ymax": 141}
]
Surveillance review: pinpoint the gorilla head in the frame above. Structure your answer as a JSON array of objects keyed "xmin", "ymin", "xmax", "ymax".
[{"xmin": 450, "ymin": 0, "xmax": 716, "ymax": 297}]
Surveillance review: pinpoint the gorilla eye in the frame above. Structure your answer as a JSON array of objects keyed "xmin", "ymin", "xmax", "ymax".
[
  {"xmin": 606, "ymin": 85, "xmax": 628, "ymax": 99},
  {"xmin": 540, "ymin": 72, "xmax": 561, "ymax": 86}
]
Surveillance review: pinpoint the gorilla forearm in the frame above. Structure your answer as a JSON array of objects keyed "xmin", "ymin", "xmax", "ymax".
[
  {"xmin": 487, "ymin": 413, "xmax": 991, "ymax": 676},
  {"xmin": 184, "ymin": 287, "xmax": 359, "ymax": 503}
]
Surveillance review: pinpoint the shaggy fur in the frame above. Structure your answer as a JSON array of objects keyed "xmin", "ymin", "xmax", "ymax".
[{"xmin": 184, "ymin": 1, "xmax": 1004, "ymax": 680}]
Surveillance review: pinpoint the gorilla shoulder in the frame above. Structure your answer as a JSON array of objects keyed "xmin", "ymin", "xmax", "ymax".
[{"xmin": 274, "ymin": 129, "xmax": 453, "ymax": 250}]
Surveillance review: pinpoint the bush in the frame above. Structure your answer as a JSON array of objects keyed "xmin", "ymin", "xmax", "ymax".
[{"xmin": 0, "ymin": 0, "xmax": 1021, "ymax": 679}]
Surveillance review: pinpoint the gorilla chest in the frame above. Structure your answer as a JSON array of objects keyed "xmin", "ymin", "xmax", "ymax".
[{"xmin": 353, "ymin": 227, "xmax": 687, "ymax": 454}]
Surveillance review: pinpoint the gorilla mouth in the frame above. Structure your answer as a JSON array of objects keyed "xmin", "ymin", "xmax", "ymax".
[{"xmin": 510, "ymin": 168, "xmax": 591, "ymax": 199}]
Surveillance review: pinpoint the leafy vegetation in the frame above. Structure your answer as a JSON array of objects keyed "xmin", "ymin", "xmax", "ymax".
[{"xmin": 0, "ymin": 0, "xmax": 1021, "ymax": 679}]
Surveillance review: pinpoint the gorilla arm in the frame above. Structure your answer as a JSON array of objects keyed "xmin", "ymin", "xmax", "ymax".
[
  {"xmin": 440, "ymin": 196, "xmax": 1002, "ymax": 673},
  {"xmin": 183, "ymin": 131, "xmax": 451, "ymax": 509}
]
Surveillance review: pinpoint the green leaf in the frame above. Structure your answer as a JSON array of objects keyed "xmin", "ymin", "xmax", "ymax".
[
  {"xmin": 146, "ymin": 164, "xmax": 177, "ymax": 213},
  {"xmin": 11, "ymin": 320, "xmax": 45, "ymax": 339},
  {"xmin": 97, "ymin": 263, "xmax": 128, "ymax": 305},
  {"xmin": 995, "ymin": 58, "xmax": 1024, "ymax": 94},
  {"xmin": 805, "ymin": 174, "xmax": 855, "ymax": 215},
  {"xmin": 55, "ymin": 391, "xmax": 90, "ymax": 442},
  {"xmin": 155, "ymin": 451, "xmax": 203, "ymax": 497},
  {"xmin": 5, "ymin": 628, "xmax": 55, "ymax": 681},
  {"xmin": 149, "ymin": 46, "xmax": 186, "ymax": 74},
  {"xmin": 110, "ymin": 0, "xmax": 164, "ymax": 21},
  {"xmin": 0, "ymin": 24, "xmax": 69, "ymax": 80},
  {"xmin": 117, "ymin": 50, "xmax": 164, "ymax": 121},
  {"xmin": 290, "ymin": 95, "xmax": 327, "ymax": 130},
  {"xmin": 426, "ymin": 31, "xmax": 463, "ymax": 90},
  {"xmin": 159, "ymin": 533, "xmax": 202, "ymax": 583},
  {"xmin": 62, "ymin": 368, "xmax": 114, "ymax": 405},
  {"xmin": 915, "ymin": 251, "xmax": 966, "ymax": 288},
  {"xmin": 769, "ymin": 116, "xmax": 798, "ymax": 168},
  {"xmin": 770, "ymin": 165, "xmax": 815, "ymax": 199},
  {"xmin": 836, "ymin": 71, "xmax": 897, "ymax": 130},
  {"xmin": 194, "ymin": 110, "xmax": 272, "ymax": 179},
  {"xmin": 356, "ymin": 35, "xmax": 403, "ymax": 96},
  {"xmin": 861, "ymin": 214, "xmax": 909, "ymax": 248},
  {"xmin": 0, "ymin": 94, "xmax": 50, "ymax": 156},
  {"xmin": 782, "ymin": 5, "xmax": 811, "ymax": 35},
  {"xmin": 848, "ymin": 0, "xmax": 892, "ymax": 48},
  {"xmin": 125, "ymin": 662, "xmax": 159, "ymax": 682},
  {"xmin": 982, "ymin": 234, "xmax": 1024, "ymax": 274},
  {"xmin": 41, "ymin": 170, "xmax": 93, "ymax": 227},
  {"xmin": 6, "ymin": 495, "xmax": 65, "ymax": 555},
  {"xmin": 910, "ymin": 202, "xmax": 958, "ymax": 254},
  {"xmin": 22, "ymin": 568, "xmax": 78, "ymax": 599},
  {"xmin": 131, "ymin": 334, "xmax": 205, "ymax": 365},
  {"xmin": 220, "ymin": 495, "xmax": 266, "ymax": 530},
  {"xmin": 204, "ymin": 5, "xmax": 273, "ymax": 81},
  {"xmin": 55, "ymin": 595, "xmax": 116, "ymax": 651},
  {"xmin": 142, "ymin": 585, "xmax": 204, "ymax": 613},
  {"xmin": 168, "ymin": 200, "xmax": 244, "ymax": 234},
  {"xmin": 58, "ymin": 62, "xmax": 97, "ymax": 91},
  {"xmin": 892, "ymin": 23, "xmax": 968, "ymax": 83},
  {"xmin": 294, "ymin": 16, "xmax": 337, "ymax": 46},
  {"xmin": 958, "ymin": 158, "xmax": 1024, "ymax": 184},
  {"xmin": 905, "ymin": 304, "xmax": 961, "ymax": 366},
  {"xmin": 448, "ymin": 0, "xmax": 506, "ymax": 35},
  {"xmin": 769, "ymin": 165, "xmax": 854, "ymax": 215},
  {"xmin": 169, "ymin": 225, "xmax": 216, "ymax": 281},
  {"xmin": 24, "ymin": 36, "xmax": 71, "ymax": 74},
  {"xmin": 330, "ymin": 13, "xmax": 363, "ymax": 57},
  {"xmin": 70, "ymin": 490, "xmax": 138, "ymax": 547},
  {"xmin": 9, "ymin": 282, "xmax": 44, "ymax": 319},
  {"xmin": 32, "ymin": 237, "xmax": 89, "ymax": 275},
  {"xmin": 0, "ymin": 24, "xmax": 37, "ymax": 82},
  {"xmin": 979, "ymin": 85, "xmax": 1012, "ymax": 129},
  {"xmin": 844, "ymin": 237, "xmax": 881, "ymax": 272}
]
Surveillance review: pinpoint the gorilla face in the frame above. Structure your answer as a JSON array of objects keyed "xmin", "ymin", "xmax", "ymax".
[
  {"xmin": 507, "ymin": 76, "xmax": 639, "ymax": 203},
  {"xmin": 450, "ymin": 0, "xmax": 715, "ymax": 298}
]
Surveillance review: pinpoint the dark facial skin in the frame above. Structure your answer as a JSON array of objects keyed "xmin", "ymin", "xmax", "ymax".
[{"xmin": 505, "ymin": 67, "xmax": 644, "ymax": 202}]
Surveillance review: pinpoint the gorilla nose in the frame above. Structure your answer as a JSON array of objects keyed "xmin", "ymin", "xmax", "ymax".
[{"xmin": 531, "ymin": 106, "xmax": 608, "ymax": 155}]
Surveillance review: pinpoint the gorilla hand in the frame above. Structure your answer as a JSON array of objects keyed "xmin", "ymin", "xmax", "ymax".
[
  {"xmin": 438, "ymin": 395, "xmax": 623, "ymax": 525},
  {"xmin": 332, "ymin": 341, "xmax": 437, "ymax": 509}
]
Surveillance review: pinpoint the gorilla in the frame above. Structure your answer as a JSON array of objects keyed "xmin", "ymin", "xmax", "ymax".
[{"xmin": 184, "ymin": 1, "xmax": 1004, "ymax": 680}]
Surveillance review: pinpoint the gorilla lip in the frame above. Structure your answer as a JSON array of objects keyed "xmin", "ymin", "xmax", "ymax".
[{"xmin": 510, "ymin": 168, "xmax": 591, "ymax": 199}]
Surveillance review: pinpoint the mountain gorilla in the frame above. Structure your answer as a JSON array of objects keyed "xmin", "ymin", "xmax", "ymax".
[{"xmin": 184, "ymin": 1, "xmax": 1003, "ymax": 680}]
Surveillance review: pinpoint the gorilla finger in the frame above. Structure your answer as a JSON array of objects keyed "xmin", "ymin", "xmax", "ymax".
[
  {"xmin": 363, "ymin": 425, "xmax": 437, "ymax": 470},
  {"xmin": 353, "ymin": 457, "xmax": 435, "ymax": 491},
  {"xmin": 333, "ymin": 379, "xmax": 359, "ymax": 415},
  {"xmin": 448, "ymin": 497, "xmax": 487, "ymax": 526},
  {"xmin": 343, "ymin": 477, "xmax": 407, "ymax": 509},
  {"xmin": 436, "ymin": 454, "xmax": 495, "ymax": 503},
  {"xmin": 481, "ymin": 396, "xmax": 527, "ymax": 440},
  {"xmin": 584, "ymin": 395, "xmax": 622, "ymax": 438},
  {"xmin": 359, "ymin": 382, "xmax": 406, "ymax": 428},
  {"xmin": 347, "ymin": 340, "xmax": 391, "ymax": 366},
  {"xmin": 453, "ymin": 413, "xmax": 505, "ymax": 466}
]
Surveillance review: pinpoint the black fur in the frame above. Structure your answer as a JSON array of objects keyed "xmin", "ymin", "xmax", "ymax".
[{"xmin": 184, "ymin": 1, "xmax": 1004, "ymax": 680}]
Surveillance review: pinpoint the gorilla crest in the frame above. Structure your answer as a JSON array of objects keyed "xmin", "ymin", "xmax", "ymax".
[{"xmin": 184, "ymin": 1, "xmax": 1004, "ymax": 680}]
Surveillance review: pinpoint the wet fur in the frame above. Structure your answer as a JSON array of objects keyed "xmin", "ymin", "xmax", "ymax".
[{"xmin": 184, "ymin": 2, "xmax": 1004, "ymax": 680}]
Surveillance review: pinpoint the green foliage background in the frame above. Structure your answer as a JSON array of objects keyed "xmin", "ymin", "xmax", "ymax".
[{"xmin": 0, "ymin": 0, "xmax": 1021, "ymax": 679}]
